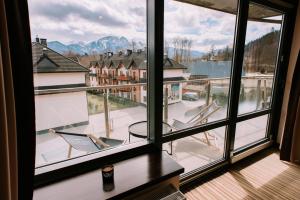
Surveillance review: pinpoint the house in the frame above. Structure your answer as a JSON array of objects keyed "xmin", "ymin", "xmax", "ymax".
[
  {"xmin": 32, "ymin": 38, "xmax": 89, "ymax": 133},
  {"xmin": 89, "ymin": 50, "xmax": 188, "ymax": 104}
]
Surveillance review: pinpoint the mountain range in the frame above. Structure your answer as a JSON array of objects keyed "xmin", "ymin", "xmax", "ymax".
[{"xmin": 47, "ymin": 36, "xmax": 203, "ymax": 57}]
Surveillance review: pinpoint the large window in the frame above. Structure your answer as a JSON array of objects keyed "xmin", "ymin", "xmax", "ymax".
[
  {"xmin": 238, "ymin": 4, "xmax": 282, "ymax": 115},
  {"xmin": 235, "ymin": 3, "xmax": 283, "ymax": 149},
  {"xmin": 28, "ymin": 0, "xmax": 148, "ymax": 167},
  {"xmin": 27, "ymin": 0, "xmax": 289, "ymax": 183},
  {"xmin": 162, "ymin": 0, "xmax": 284, "ymax": 175},
  {"xmin": 163, "ymin": 0, "xmax": 237, "ymax": 174}
]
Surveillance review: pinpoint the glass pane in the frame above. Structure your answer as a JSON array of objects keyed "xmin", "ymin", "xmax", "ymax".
[
  {"xmin": 163, "ymin": 0, "xmax": 237, "ymax": 133},
  {"xmin": 29, "ymin": 0, "xmax": 147, "ymax": 167},
  {"xmin": 238, "ymin": 4, "xmax": 283, "ymax": 115},
  {"xmin": 163, "ymin": 126, "xmax": 226, "ymax": 173},
  {"xmin": 234, "ymin": 115, "xmax": 269, "ymax": 150}
]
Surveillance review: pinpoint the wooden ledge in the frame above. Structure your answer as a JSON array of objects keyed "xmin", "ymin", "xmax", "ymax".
[{"xmin": 33, "ymin": 152, "xmax": 184, "ymax": 200}]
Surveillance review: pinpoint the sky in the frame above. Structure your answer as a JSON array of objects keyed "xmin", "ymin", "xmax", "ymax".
[{"xmin": 28, "ymin": 0, "xmax": 282, "ymax": 52}]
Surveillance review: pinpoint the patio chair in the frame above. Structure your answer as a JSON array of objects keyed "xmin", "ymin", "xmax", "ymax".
[
  {"xmin": 172, "ymin": 101, "xmax": 222, "ymax": 146},
  {"xmin": 48, "ymin": 129, "xmax": 125, "ymax": 158}
]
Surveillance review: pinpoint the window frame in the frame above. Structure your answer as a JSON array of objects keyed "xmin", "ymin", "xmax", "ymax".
[
  {"xmin": 24, "ymin": 0, "xmax": 298, "ymax": 188},
  {"xmin": 160, "ymin": 0, "xmax": 295, "ymax": 180}
]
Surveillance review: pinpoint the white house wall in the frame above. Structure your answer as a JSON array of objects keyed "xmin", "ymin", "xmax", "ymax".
[
  {"xmin": 140, "ymin": 70, "xmax": 146, "ymax": 78},
  {"xmin": 118, "ymin": 65, "xmax": 127, "ymax": 75},
  {"xmin": 34, "ymin": 72, "xmax": 86, "ymax": 87},
  {"xmin": 35, "ymin": 91, "xmax": 89, "ymax": 131},
  {"xmin": 140, "ymin": 85, "xmax": 147, "ymax": 104},
  {"xmin": 164, "ymin": 69, "xmax": 184, "ymax": 78}
]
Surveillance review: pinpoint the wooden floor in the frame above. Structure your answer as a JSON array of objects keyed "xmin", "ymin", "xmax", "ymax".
[{"xmin": 183, "ymin": 149, "xmax": 300, "ymax": 200}]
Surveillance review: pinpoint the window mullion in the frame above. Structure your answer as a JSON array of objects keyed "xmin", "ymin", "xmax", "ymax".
[
  {"xmin": 226, "ymin": 0, "xmax": 249, "ymax": 159},
  {"xmin": 147, "ymin": 0, "xmax": 164, "ymax": 149}
]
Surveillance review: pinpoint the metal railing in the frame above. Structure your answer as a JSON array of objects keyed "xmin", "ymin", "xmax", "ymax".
[
  {"xmin": 35, "ymin": 75, "xmax": 274, "ymax": 137},
  {"xmin": 35, "ymin": 75, "xmax": 274, "ymax": 95}
]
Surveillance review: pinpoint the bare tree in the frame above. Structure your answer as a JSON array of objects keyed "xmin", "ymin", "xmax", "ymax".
[
  {"xmin": 187, "ymin": 39, "xmax": 192, "ymax": 63},
  {"xmin": 224, "ymin": 45, "xmax": 231, "ymax": 61},
  {"xmin": 210, "ymin": 44, "xmax": 215, "ymax": 59},
  {"xmin": 170, "ymin": 37, "xmax": 193, "ymax": 63},
  {"xmin": 164, "ymin": 40, "xmax": 170, "ymax": 57},
  {"xmin": 172, "ymin": 37, "xmax": 180, "ymax": 62},
  {"xmin": 131, "ymin": 39, "xmax": 137, "ymax": 52}
]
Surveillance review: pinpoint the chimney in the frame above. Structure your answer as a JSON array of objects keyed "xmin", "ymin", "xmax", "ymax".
[
  {"xmin": 126, "ymin": 49, "xmax": 132, "ymax": 56},
  {"xmin": 108, "ymin": 52, "xmax": 113, "ymax": 57},
  {"xmin": 40, "ymin": 38, "xmax": 47, "ymax": 46},
  {"xmin": 35, "ymin": 36, "xmax": 40, "ymax": 43}
]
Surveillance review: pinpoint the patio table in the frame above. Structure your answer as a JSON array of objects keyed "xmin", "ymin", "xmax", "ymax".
[{"xmin": 128, "ymin": 121, "xmax": 173, "ymax": 154}]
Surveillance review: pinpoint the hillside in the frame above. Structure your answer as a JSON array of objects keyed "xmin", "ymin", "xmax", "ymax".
[
  {"xmin": 243, "ymin": 30, "xmax": 280, "ymax": 73},
  {"xmin": 199, "ymin": 30, "xmax": 280, "ymax": 73}
]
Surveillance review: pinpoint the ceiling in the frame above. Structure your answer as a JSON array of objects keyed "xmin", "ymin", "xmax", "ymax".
[{"xmin": 175, "ymin": 0, "xmax": 286, "ymax": 23}]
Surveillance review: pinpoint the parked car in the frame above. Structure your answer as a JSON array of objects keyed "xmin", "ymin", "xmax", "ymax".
[{"xmin": 182, "ymin": 92, "xmax": 199, "ymax": 101}]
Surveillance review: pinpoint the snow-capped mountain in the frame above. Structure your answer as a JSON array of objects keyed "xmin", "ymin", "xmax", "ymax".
[
  {"xmin": 48, "ymin": 36, "xmax": 142, "ymax": 55},
  {"xmin": 47, "ymin": 35, "xmax": 203, "ymax": 57}
]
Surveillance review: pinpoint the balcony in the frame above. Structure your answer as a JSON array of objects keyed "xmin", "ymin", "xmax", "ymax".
[
  {"xmin": 35, "ymin": 75, "xmax": 273, "ymax": 171},
  {"xmin": 117, "ymin": 75, "xmax": 131, "ymax": 81},
  {"xmin": 118, "ymin": 87, "xmax": 132, "ymax": 92},
  {"xmin": 100, "ymin": 74, "xmax": 108, "ymax": 78},
  {"xmin": 130, "ymin": 77, "xmax": 139, "ymax": 83}
]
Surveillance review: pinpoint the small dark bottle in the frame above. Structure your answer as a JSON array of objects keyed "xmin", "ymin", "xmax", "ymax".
[{"xmin": 102, "ymin": 165, "xmax": 115, "ymax": 192}]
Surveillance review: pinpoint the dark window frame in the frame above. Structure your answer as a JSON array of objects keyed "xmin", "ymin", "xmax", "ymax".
[
  {"xmin": 14, "ymin": 0, "xmax": 296, "ymax": 188},
  {"xmin": 161, "ymin": 0, "xmax": 296, "ymax": 180}
]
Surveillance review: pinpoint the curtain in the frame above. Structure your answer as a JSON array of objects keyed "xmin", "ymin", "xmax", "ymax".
[
  {"xmin": 1, "ymin": 0, "xmax": 36, "ymax": 199},
  {"xmin": 280, "ymin": 50, "xmax": 300, "ymax": 164},
  {"xmin": 0, "ymin": 1, "xmax": 18, "ymax": 199}
]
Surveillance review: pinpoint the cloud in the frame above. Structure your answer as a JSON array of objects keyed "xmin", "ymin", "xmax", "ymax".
[
  {"xmin": 30, "ymin": 1, "xmax": 127, "ymax": 27},
  {"xmin": 164, "ymin": 0, "xmax": 236, "ymax": 52},
  {"xmin": 197, "ymin": 38, "xmax": 230, "ymax": 46},
  {"xmin": 130, "ymin": 7, "xmax": 146, "ymax": 17},
  {"xmin": 28, "ymin": 0, "xmax": 282, "ymax": 53},
  {"xmin": 28, "ymin": 0, "xmax": 147, "ymax": 43},
  {"xmin": 245, "ymin": 21, "xmax": 281, "ymax": 43}
]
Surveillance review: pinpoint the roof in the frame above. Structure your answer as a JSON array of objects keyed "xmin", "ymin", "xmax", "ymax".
[
  {"xmin": 89, "ymin": 51, "xmax": 187, "ymax": 70},
  {"xmin": 164, "ymin": 58, "xmax": 188, "ymax": 69},
  {"xmin": 139, "ymin": 76, "xmax": 186, "ymax": 83},
  {"xmin": 32, "ymin": 42, "xmax": 89, "ymax": 73},
  {"xmin": 187, "ymin": 60, "xmax": 245, "ymax": 78},
  {"xmin": 67, "ymin": 56, "xmax": 79, "ymax": 63},
  {"xmin": 164, "ymin": 77, "xmax": 186, "ymax": 81}
]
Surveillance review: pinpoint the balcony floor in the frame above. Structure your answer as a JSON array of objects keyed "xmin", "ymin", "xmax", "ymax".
[{"xmin": 36, "ymin": 100, "xmax": 268, "ymax": 172}]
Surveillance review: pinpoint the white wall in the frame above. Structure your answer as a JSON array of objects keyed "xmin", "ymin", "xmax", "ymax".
[
  {"xmin": 140, "ymin": 70, "xmax": 146, "ymax": 78},
  {"xmin": 164, "ymin": 83, "xmax": 182, "ymax": 104},
  {"xmin": 164, "ymin": 69, "xmax": 184, "ymax": 78},
  {"xmin": 35, "ymin": 91, "xmax": 89, "ymax": 131},
  {"xmin": 140, "ymin": 85, "xmax": 147, "ymax": 104},
  {"xmin": 34, "ymin": 72, "xmax": 86, "ymax": 87},
  {"xmin": 139, "ymin": 69, "xmax": 185, "ymax": 79},
  {"xmin": 118, "ymin": 65, "xmax": 127, "ymax": 75},
  {"xmin": 278, "ymin": 2, "xmax": 300, "ymax": 144},
  {"xmin": 103, "ymin": 66, "xmax": 108, "ymax": 74}
]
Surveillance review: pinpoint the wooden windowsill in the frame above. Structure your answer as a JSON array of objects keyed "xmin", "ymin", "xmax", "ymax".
[{"xmin": 33, "ymin": 152, "xmax": 184, "ymax": 200}]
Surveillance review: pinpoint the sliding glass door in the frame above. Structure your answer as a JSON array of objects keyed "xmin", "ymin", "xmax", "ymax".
[
  {"xmin": 162, "ymin": 0, "xmax": 238, "ymax": 174},
  {"xmin": 161, "ymin": 0, "xmax": 286, "ymax": 177},
  {"xmin": 234, "ymin": 2, "xmax": 283, "ymax": 150}
]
